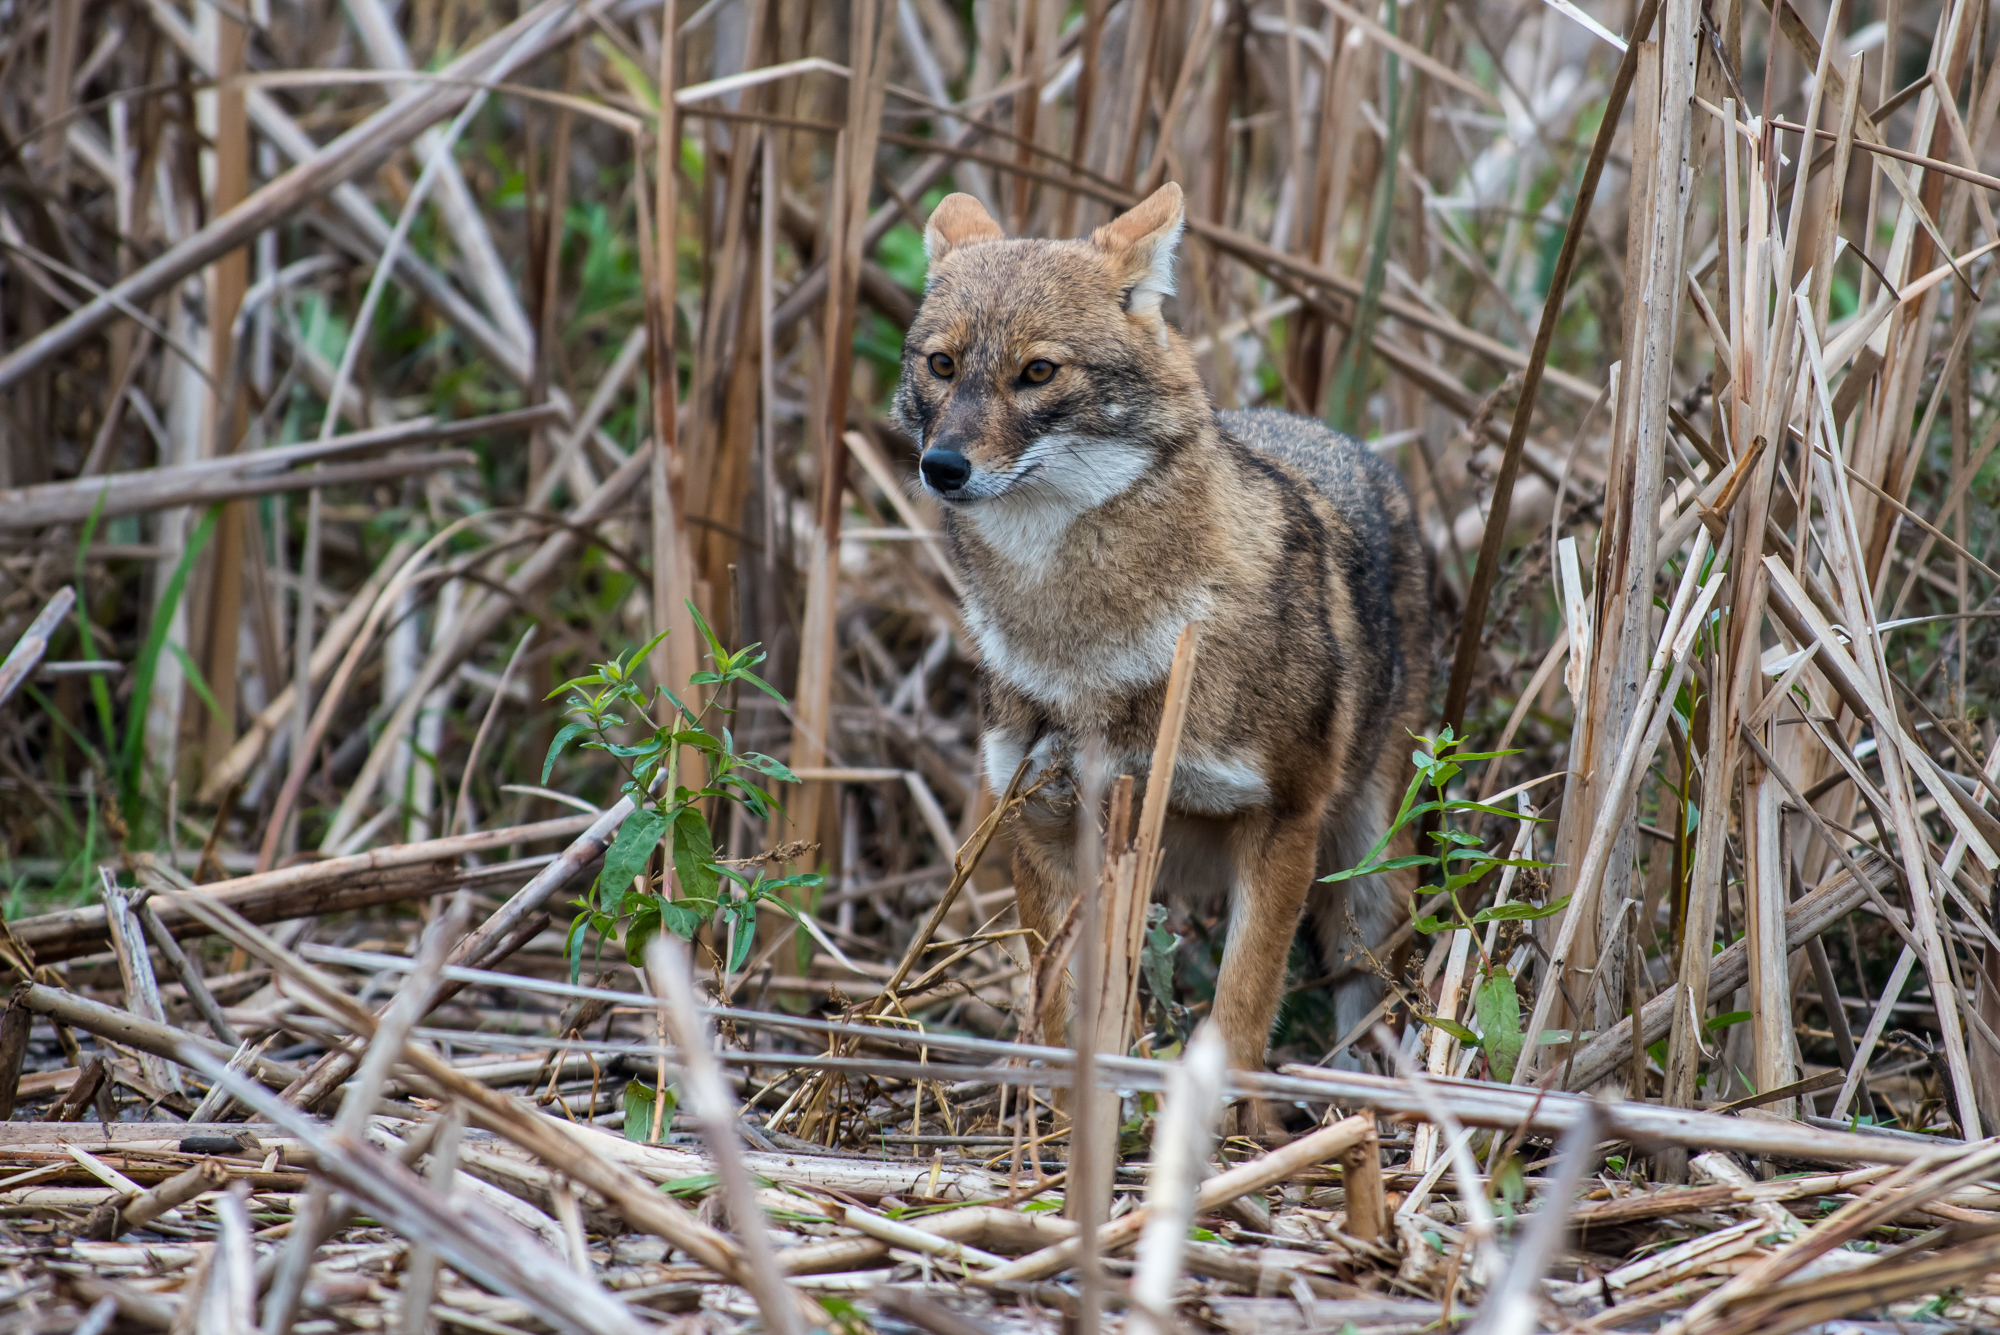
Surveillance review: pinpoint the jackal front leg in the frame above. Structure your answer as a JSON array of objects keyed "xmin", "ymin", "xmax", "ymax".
[{"xmin": 1012, "ymin": 840, "xmax": 1074, "ymax": 1053}]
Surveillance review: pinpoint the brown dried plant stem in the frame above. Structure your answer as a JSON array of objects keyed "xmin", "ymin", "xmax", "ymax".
[
  {"xmin": 787, "ymin": 0, "xmax": 898, "ymax": 883},
  {"xmin": 0, "ymin": 0, "xmax": 589, "ymax": 393},
  {"xmin": 1438, "ymin": 0, "xmax": 1663, "ymax": 732},
  {"xmin": 1075, "ymin": 620, "xmax": 1199, "ymax": 1240}
]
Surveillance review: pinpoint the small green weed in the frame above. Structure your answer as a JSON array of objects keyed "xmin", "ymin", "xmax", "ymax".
[
  {"xmin": 545, "ymin": 603, "xmax": 823, "ymax": 981},
  {"xmin": 1322, "ymin": 725, "xmax": 1556, "ymax": 1080}
]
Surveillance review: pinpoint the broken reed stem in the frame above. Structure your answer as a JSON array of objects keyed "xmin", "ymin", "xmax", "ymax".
[
  {"xmin": 1439, "ymin": 0, "xmax": 1663, "ymax": 731},
  {"xmin": 162, "ymin": 882, "xmax": 755, "ymax": 1281},
  {"xmin": 81, "ymin": 1159, "xmax": 227, "ymax": 1241},
  {"xmin": 1066, "ymin": 737, "xmax": 1112, "ymax": 1335},
  {"xmin": 396, "ymin": 1102, "xmax": 464, "ymax": 1335},
  {"xmin": 1127, "ymin": 1022, "xmax": 1226, "ymax": 1335},
  {"xmin": 1063, "ymin": 619, "xmax": 1205, "ymax": 1268},
  {"xmin": 989, "ymin": 1114, "xmax": 1380, "ymax": 1284},
  {"xmin": 647, "ymin": 934, "xmax": 808, "ymax": 1335}
]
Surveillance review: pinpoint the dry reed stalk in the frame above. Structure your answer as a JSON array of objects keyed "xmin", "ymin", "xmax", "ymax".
[
  {"xmin": 787, "ymin": 0, "xmax": 898, "ymax": 879},
  {"xmin": 189, "ymin": 1050, "xmax": 656, "ymax": 1335},
  {"xmin": 1126, "ymin": 1020, "xmax": 1225, "ymax": 1335},
  {"xmin": 1468, "ymin": 1102, "xmax": 1599, "ymax": 1335},
  {"xmin": 161, "ymin": 884, "xmax": 756, "ymax": 1277},
  {"xmin": 0, "ymin": 815, "xmax": 593, "ymax": 959},
  {"xmin": 1074, "ymin": 620, "xmax": 1197, "ymax": 1220},
  {"xmin": 395, "ymin": 1102, "xmax": 464, "ymax": 1335},
  {"xmin": 96, "ymin": 873, "xmax": 180, "ymax": 1096},
  {"xmin": 138, "ymin": 1, "xmax": 532, "ymax": 380},
  {"xmin": 313, "ymin": 445, "xmax": 656, "ymax": 851},
  {"xmin": 1518, "ymin": 547, "xmax": 1723, "ymax": 1080},
  {"xmin": 985, "ymin": 1114, "xmax": 1379, "ymax": 1284},
  {"xmin": 0, "ymin": 586, "xmax": 74, "ymax": 710},
  {"xmin": 647, "ymin": 933, "xmax": 808, "ymax": 1335},
  {"xmin": 1063, "ymin": 753, "xmax": 1119, "ymax": 1332},
  {"xmin": 0, "ymin": 0, "xmax": 589, "ymax": 392},
  {"xmin": 0, "ymin": 408, "xmax": 558, "ymax": 528}
]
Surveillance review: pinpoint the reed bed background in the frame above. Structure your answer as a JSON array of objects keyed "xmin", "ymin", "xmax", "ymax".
[{"xmin": 2, "ymin": 0, "xmax": 2000, "ymax": 1328}]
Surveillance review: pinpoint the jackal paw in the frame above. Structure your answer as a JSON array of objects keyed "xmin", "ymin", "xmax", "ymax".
[{"xmin": 1224, "ymin": 1098, "xmax": 1292, "ymax": 1148}]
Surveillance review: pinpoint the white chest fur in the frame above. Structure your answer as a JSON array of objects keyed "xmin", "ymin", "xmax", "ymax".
[
  {"xmin": 964, "ymin": 593, "xmax": 1208, "ymax": 717},
  {"xmin": 981, "ymin": 729, "xmax": 1269, "ymax": 818}
]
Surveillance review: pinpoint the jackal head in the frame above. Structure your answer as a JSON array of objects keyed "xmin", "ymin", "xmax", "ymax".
[{"xmin": 892, "ymin": 183, "xmax": 1205, "ymax": 516}]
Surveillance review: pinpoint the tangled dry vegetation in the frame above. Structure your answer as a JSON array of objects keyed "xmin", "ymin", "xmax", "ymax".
[{"xmin": 3, "ymin": 0, "xmax": 2000, "ymax": 1329}]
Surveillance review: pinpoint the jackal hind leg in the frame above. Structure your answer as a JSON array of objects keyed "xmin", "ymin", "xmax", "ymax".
[
  {"xmin": 1216, "ymin": 811, "xmax": 1322, "ymax": 1145},
  {"xmin": 1311, "ymin": 771, "xmax": 1417, "ymax": 1070}
]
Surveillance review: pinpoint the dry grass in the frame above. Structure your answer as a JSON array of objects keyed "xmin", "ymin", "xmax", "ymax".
[{"xmin": 2, "ymin": 0, "xmax": 2000, "ymax": 1328}]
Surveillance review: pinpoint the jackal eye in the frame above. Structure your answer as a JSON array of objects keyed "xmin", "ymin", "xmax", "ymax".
[
  {"xmin": 1022, "ymin": 359, "xmax": 1057, "ymax": 385},
  {"xmin": 927, "ymin": 352, "xmax": 955, "ymax": 378}
]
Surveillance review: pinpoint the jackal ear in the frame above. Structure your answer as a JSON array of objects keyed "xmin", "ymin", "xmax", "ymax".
[
  {"xmin": 1091, "ymin": 182, "xmax": 1185, "ymax": 326},
  {"xmin": 923, "ymin": 193, "xmax": 1005, "ymax": 267}
]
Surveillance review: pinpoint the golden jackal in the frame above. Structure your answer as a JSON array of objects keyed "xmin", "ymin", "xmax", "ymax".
[{"xmin": 894, "ymin": 183, "xmax": 1432, "ymax": 1114}]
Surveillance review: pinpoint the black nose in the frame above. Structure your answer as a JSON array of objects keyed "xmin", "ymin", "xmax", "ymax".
[{"xmin": 920, "ymin": 449, "xmax": 972, "ymax": 493}]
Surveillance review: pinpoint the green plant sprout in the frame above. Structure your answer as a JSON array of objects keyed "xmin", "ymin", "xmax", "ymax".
[
  {"xmin": 1321, "ymin": 725, "xmax": 1557, "ymax": 1080},
  {"xmin": 545, "ymin": 602, "xmax": 822, "ymax": 982}
]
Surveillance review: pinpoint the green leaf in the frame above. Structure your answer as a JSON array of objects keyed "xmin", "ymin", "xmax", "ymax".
[
  {"xmin": 672, "ymin": 807, "xmax": 720, "ymax": 901},
  {"xmin": 1322, "ymin": 853, "xmax": 1434, "ymax": 884},
  {"xmin": 623, "ymin": 1078, "xmax": 676, "ymax": 1142},
  {"xmin": 167, "ymin": 643, "xmax": 230, "ymax": 729},
  {"xmin": 622, "ymin": 901, "xmax": 663, "ymax": 966},
  {"xmin": 686, "ymin": 598, "xmax": 728, "ymax": 665},
  {"xmin": 1491, "ymin": 1154, "xmax": 1526, "ymax": 1212},
  {"xmin": 1418, "ymin": 1013, "xmax": 1480, "ymax": 1045},
  {"xmin": 1474, "ymin": 969, "xmax": 1525, "ymax": 1082},
  {"xmin": 657, "ymin": 681, "xmax": 695, "ymax": 721},
  {"xmin": 1444, "ymin": 800, "xmax": 1543, "ymax": 821},
  {"xmin": 724, "ymin": 900, "xmax": 759, "ymax": 971},
  {"xmin": 601, "ymin": 808, "xmax": 670, "ymax": 901},
  {"xmin": 630, "ymin": 627, "xmax": 673, "ymax": 676},
  {"xmin": 542, "ymin": 721, "xmax": 592, "ymax": 784},
  {"xmin": 547, "ymin": 673, "xmax": 608, "ymax": 700},
  {"xmin": 1471, "ymin": 895, "xmax": 1571, "ymax": 924},
  {"xmin": 1140, "ymin": 903, "xmax": 1177, "ymax": 1009},
  {"xmin": 737, "ymin": 751, "xmax": 800, "ymax": 783},
  {"xmin": 1707, "ymin": 1010, "xmax": 1753, "ymax": 1033},
  {"xmin": 660, "ymin": 898, "xmax": 708, "ymax": 939},
  {"xmin": 728, "ymin": 780, "xmax": 785, "ymax": 821},
  {"xmin": 567, "ymin": 910, "xmax": 593, "ymax": 985},
  {"xmin": 816, "ymin": 1295, "xmax": 865, "ymax": 1334},
  {"xmin": 73, "ymin": 489, "xmax": 118, "ymax": 753},
  {"xmin": 120, "ymin": 504, "xmax": 220, "ymax": 824},
  {"xmin": 732, "ymin": 668, "xmax": 789, "ymax": 703}
]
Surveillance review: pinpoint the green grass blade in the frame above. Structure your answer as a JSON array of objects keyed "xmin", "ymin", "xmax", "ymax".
[{"xmin": 118, "ymin": 504, "xmax": 221, "ymax": 829}]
